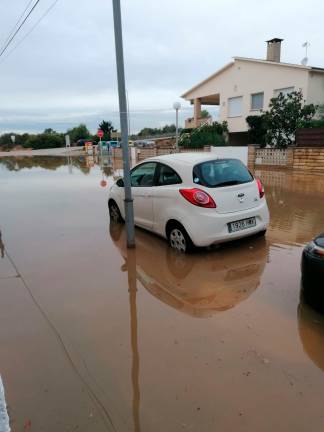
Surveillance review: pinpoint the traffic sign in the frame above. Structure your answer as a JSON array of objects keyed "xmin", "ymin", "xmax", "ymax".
[{"xmin": 97, "ymin": 129, "xmax": 104, "ymax": 138}]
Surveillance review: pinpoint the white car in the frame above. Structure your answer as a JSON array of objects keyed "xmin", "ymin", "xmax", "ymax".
[{"xmin": 108, "ymin": 153, "xmax": 270, "ymax": 253}]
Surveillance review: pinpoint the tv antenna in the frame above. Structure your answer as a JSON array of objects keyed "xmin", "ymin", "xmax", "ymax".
[{"xmin": 301, "ymin": 41, "xmax": 310, "ymax": 65}]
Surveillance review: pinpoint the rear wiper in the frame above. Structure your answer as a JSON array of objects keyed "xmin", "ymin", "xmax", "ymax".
[{"xmin": 214, "ymin": 180, "xmax": 241, "ymax": 187}]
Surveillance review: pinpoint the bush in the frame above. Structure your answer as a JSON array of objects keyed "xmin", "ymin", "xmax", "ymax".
[
  {"xmin": 0, "ymin": 133, "xmax": 31, "ymax": 150},
  {"xmin": 179, "ymin": 121, "xmax": 228, "ymax": 148},
  {"xmin": 246, "ymin": 115, "xmax": 268, "ymax": 147},
  {"xmin": 24, "ymin": 133, "xmax": 64, "ymax": 149},
  {"xmin": 298, "ymin": 119, "xmax": 324, "ymax": 128}
]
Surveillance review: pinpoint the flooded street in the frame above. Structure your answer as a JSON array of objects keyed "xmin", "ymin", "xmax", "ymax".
[{"xmin": 1, "ymin": 156, "xmax": 324, "ymax": 432}]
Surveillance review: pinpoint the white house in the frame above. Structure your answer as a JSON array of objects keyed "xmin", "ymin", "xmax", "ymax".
[{"xmin": 181, "ymin": 39, "xmax": 324, "ymax": 144}]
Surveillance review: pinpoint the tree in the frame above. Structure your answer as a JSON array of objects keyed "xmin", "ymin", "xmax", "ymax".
[
  {"xmin": 246, "ymin": 115, "xmax": 268, "ymax": 147},
  {"xmin": 67, "ymin": 124, "xmax": 91, "ymax": 144},
  {"xmin": 317, "ymin": 104, "xmax": 324, "ymax": 120},
  {"xmin": 137, "ymin": 124, "xmax": 177, "ymax": 138},
  {"xmin": 43, "ymin": 128, "xmax": 56, "ymax": 134},
  {"xmin": 200, "ymin": 109, "xmax": 211, "ymax": 119},
  {"xmin": 99, "ymin": 120, "xmax": 115, "ymax": 140},
  {"xmin": 264, "ymin": 90, "xmax": 316, "ymax": 148}
]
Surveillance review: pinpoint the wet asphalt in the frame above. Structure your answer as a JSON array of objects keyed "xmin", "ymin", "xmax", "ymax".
[{"xmin": 1, "ymin": 156, "xmax": 324, "ymax": 432}]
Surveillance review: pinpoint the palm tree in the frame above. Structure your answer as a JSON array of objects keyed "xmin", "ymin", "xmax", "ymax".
[{"xmin": 99, "ymin": 120, "xmax": 115, "ymax": 140}]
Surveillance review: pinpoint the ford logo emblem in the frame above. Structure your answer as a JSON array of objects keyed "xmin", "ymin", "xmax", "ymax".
[{"xmin": 238, "ymin": 192, "xmax": 245, "ymax": 203}]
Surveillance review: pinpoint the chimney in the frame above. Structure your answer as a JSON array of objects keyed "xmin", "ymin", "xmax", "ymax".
[{"xmin": 266, "ymin": 38, "xmax": 283, "ymax": 62}]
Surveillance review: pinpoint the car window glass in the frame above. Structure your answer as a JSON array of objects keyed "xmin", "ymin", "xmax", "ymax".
[
  {"xmin": 193, "ymin": 159, "xmax": 253, "ymax": 188},
  {"xmin": 157, "ymin": 164, "xmax": 182, "ymax": 186},
  {"xmin": 131, "ymin": 162, "xmax": 157, "ymax": 187}
]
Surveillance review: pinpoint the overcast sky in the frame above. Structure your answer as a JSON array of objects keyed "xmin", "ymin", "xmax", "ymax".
[{"xmin": 0, "ymin": 0, "xmax": 323, "ymax": 134}]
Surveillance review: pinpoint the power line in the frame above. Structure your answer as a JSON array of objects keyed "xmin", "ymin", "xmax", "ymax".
[
  {"xmin": 0, "ymin": 0, "xmax": 41, "ymax": 59},
  {"xmin": 1, "ymin": 0, "xmax": 34, "ymax": 49},
  {"xmin": 1, "ymin": 0, "xmax": 35, "ymax": 48},
  {"xmin": 0, "ymin": 0, "xmax": 59, "ymax": 65}
]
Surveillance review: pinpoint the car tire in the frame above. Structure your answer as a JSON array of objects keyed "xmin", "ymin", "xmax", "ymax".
[
  {"xmin": 167, "ymin": 222, "xmax": 194, "ymax": 254},
  {"xmin": 256, "ymin": 229, "xmax": 267, "ymax": 237},
  {"xmin": 108, "ymin": 200, "xmax": 124, "ymax": 223}
]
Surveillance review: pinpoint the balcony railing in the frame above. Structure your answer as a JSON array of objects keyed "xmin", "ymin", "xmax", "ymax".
[{"xmin": 185, "ymin": 116, "xmax": 212, "ymax": 129}]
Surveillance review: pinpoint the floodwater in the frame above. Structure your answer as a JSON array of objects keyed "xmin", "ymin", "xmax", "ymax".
[{"xmin": 1, "ymin": 155, "xmax": 324, "ymax": 432}]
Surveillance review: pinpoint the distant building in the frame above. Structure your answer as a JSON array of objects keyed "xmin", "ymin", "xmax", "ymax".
[{"xmin": 181, "ymin": 39, "xmax": 324, "ymax": 144}]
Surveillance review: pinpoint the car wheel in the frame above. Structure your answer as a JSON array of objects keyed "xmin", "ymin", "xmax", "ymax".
[
  {"xmin": 108, "ymin": 200, "xmax": 123, "ymax": 223},
  {"xmin": 168, "ymin": 223, "xmax": 194, "ymax": 254},
  {"xmin": 256, "ymin": 229, "xmax": 267, "ymax": 237}
]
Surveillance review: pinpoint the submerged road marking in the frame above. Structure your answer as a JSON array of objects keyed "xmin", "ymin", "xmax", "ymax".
[{"xmin": 0, "ymin": 376, "xmax": 10, "ymax": 432}]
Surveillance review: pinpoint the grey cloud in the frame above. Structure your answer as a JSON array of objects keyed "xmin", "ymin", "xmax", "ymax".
[{"xmin": 0, "ymin": 0, "xmax": 323, "ymax": 134}]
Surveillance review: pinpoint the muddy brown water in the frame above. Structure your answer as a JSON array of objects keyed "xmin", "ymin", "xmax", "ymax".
[{"xmin": 1, "ymin": 156, "xmax": 324, "ymax": 432}]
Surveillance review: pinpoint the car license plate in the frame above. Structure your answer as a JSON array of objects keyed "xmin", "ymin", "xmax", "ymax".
[{"xmin": 228, "ymin": 217, "xmax": 256, "ymax": 233}]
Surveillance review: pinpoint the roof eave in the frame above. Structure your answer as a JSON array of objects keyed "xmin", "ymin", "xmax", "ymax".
[
  {"xmin": 233, "ymin": 56, "xmax": 312, "ymax": 70},
  {"xmin": 181, "ymin": 61, "xmax": 234, "ymax": 99}
]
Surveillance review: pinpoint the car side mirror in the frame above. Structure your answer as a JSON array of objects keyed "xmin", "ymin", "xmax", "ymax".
[{"xmin": 116, "ymin": 178, "xmax": 124, "ymax": 187}]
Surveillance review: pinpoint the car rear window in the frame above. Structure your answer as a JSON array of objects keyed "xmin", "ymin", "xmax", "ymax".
[{"xmin": 193, "ymin": 159, "xmax": 253, "ymax": 188}]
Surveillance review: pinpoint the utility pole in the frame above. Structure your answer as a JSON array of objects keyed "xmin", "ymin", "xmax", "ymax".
[
  {"xmin": 112, "ymin": 0, "xmax": 135, "ymax": 248},
  {"xmin": 173, "ymin": 102, "xmax": 181, "ymax": 151}
]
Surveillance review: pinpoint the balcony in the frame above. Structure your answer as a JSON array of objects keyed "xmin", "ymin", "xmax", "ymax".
[{"xmin": 185, "ymin": 116, "xmax": 213, "ymax": 129}]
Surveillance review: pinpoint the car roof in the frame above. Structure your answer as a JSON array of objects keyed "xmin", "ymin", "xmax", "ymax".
[{"xmin": 145, "ymin": 152, "xmax": 227, "ymax": 165}]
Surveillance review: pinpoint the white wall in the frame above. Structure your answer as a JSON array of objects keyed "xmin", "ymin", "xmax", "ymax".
[
  {"xmin": 210, "ymin": 146, "xmax": 248, "ymax": 165},
  {"xmin": 307, "ymin": 72, "xmax": 324, "ymax": 106}
]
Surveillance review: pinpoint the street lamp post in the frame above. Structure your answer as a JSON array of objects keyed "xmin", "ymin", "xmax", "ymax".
[
  {"xmin": 173, "ymin": 102, "xmax": 181, "ymax": 151},
  {"xmin": 112, "ymin": 0, "xmax": 135, "ymax": 248}
]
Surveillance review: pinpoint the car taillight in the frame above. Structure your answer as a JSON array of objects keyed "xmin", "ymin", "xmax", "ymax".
[
  {"xmin": 179, "ymin": 188, "xmax": 216, "ymax": 208},
  {"xmin": 256, "ymin": 178, "xmax": 265, "ymax": 199},
  {"xmin": 314, "ymin": 247, "xmax": 324, "ymax": 258}
]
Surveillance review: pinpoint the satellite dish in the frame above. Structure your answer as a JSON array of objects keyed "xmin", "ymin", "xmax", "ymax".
[{"xmin": 301, "ymin": 57, "xmax": 308, "ymax": 66}]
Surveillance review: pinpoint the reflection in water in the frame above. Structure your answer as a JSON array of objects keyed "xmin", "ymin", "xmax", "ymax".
[
  {"xmin": 298, "ymin": 299, "xmax": 324, "ymax": 372},
  {"xmin": 256, "ymin": 169, "xmax": 324, "ymax": 246},
  {"xmin": 110, "ymin": 223, "xmax": 269, "ymax": 318},
  {"xmin": 126, "ymin": 248, "xmax": 141, "ymax": 432},
  {"xmin": 0, "ymin": 155, "xmax": 114, "ymax": 178},
  {"xmin": 0, "ymin": 230, "xmax": 4, "ymax": 258}
]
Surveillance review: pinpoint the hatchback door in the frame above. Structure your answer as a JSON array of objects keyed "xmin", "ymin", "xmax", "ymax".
[
  {"xmin": 130, "ymin": 162, "xmax": 157, "ymax": 228},
  {"xmin": 192, "ymin": 159, "xmax": 261, "ymax": 214}
]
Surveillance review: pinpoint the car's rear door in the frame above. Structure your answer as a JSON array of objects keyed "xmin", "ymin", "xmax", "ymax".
[{"xmin": 130, "ymin": 162, "xmax": 157, "ymax": 229}]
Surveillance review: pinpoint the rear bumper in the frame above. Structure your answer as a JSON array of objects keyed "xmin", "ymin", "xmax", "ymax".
[{"xmin": 181, "ymin": 201, "xmax": 270, "ymax": 247}]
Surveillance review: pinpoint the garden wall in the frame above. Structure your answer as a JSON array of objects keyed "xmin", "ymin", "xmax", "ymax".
[{"xmin": 248, "ymin": 145, "xmax": 324, "ymax": 172}]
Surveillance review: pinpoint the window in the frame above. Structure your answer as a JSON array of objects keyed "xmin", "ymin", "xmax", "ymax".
[
  {"xmin": 130, "ymin": 162, "xmax": 157, "ymax": 187},
  {"xmin": 193, "ymin": 159, "xmax": 253, "ymax": 188},
  {"xmin": 156, "ymin": 163, "xmax": 182, "ymax": 186},
  {"xmin": 274, "ymin": 87, "xmax": 294, "ymax": 97},
  {"xmin": 251, "ymin": 92, "xmax": 264, "ymax": 110},
  {"xmin": 228, "ymin": 96, "xmax": 243, "ymax": 117}
]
